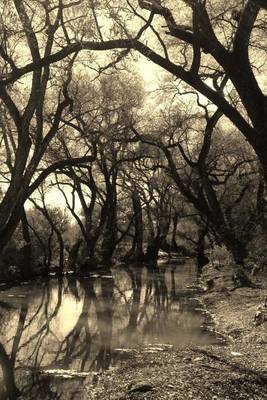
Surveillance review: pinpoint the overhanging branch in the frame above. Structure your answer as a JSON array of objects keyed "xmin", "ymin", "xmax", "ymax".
[{"xmin": 28, "ymin": 151, "xmax": 97, "ymax": 196}]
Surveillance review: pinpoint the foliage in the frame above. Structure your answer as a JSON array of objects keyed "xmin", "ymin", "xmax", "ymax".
[{"xmin": 209, "ymin": 244, "xmax": 235, "ymax": 267}]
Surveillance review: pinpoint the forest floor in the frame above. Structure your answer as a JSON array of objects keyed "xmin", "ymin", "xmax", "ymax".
[{"xmin": 84, "ymin": 270, "xmax": 267, "ymax": 400}]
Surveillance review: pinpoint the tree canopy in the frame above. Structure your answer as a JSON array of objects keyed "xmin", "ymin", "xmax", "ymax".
[{"xmin": 0, "ymin": 0, "xmax": 267, "ymax": 273}]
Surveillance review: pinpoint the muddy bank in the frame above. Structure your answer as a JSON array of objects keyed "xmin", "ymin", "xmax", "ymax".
[{"xmin": 84, "ymin": 274, "xmax": 267, "ymax": 400}]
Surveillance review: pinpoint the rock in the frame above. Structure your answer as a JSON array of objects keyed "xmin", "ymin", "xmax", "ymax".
[
  {"xmin": 158, "ymin": 250, "xmax": 169, "ymax": 259},
  {"xmin": 166, "ymin": 384, "xmax": 175, "ymax": 389},
  {"xmin": 193, "ymin": 356, "xmax": 204, "ymax": 362},
  {"xmin": 128, "ymin": 381, "xmax": 154, "ymax": 393},
  {"xmin": 230, "ymin": 351, "xmax": 243, "ymax": 356},
  {"xmin": 254, "ymin": 296, "xmax": 267, "ymax": 325},
  {"xmin": 254, "ymin": 306, "xmax": 267, "ymax": 326}
]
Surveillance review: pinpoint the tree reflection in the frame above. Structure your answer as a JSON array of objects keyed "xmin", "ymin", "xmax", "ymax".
[
  {"xmin": 0, "ymin": 263, "xmax": 200, "ymax": 399},
  {"xmin": 170, "ymin": 267, "xmax": 176, "ymax": 300},
  {"xmin": 11, "ymin": 303, "xmax": 28, "ymax": 367},
  {"xmin": 18, "ymin": 279, "xmax": 63, "ymax": 367},
  {"xmin": 140, "ymin": 266, "xmax": 170, "ymax": 338},
  {"xmin": 53, "ymin": 278, "xmax": 95, "ymax": 371},
  {"xmin": 91, "ymin": 274, "xmax": 114, "ymax": 371},
  {"xmin": 125, "ymin": 266, "xmax": 172, "ymax": 341},
  {"xmin": 0, "ymin": 342, "xmax": 20, "ymax": 400},
  {"xmin": 127, "ymin": 268, "xmax": 142, "ymax": 329},
  {"xmin": 0, "ymin": 279, "xmax": 64, "ymax": 398}
]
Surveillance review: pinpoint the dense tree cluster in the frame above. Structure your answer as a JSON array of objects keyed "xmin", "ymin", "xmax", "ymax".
[{"xmin": 0, "ymin": 0, "xmax": 267, "ymax": 278}]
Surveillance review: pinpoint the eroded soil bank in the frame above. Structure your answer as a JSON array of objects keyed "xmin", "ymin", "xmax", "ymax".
[{"xmin": 84, "ymin": 273, "xmax": 267, "ymax": 400}]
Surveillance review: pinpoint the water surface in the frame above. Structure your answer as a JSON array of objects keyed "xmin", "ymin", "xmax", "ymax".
[{"xmin": 0, "ymin": 262, "xmax": 219, "ymax": 399}]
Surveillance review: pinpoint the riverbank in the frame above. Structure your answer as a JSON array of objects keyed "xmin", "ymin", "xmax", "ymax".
[{"xmin": 84, "ymin": 273, "xmax": 267, "ymax": 400}]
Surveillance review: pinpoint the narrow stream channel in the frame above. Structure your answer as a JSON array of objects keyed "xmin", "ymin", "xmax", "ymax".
[{"xmin": 0, "ymin": 261, "xmax": 222, "ymax": 399}]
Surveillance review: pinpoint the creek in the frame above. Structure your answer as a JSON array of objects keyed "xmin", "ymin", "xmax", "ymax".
[{"xmin": 0, "ymin": 261, "xmax": 222, "ymax": 399}]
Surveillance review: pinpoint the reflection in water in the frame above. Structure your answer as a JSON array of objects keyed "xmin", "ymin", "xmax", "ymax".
[
  {"xmin": 0, "ymin": 342, "xmax": 20, "ymax": 400},
  {"xmin": 0, "ymin": 262, "xmax": 218, "ymax": 399}
]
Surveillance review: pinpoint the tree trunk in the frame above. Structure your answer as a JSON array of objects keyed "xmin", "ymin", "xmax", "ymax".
[
  {"xmin": 219, "ymin": 228, "xmax": 248, "ymax": 266},
  {"xmin": 171, "ymin": 213, "xmax": 179, "ymax": 251},
  {"xmin": 20, "ymin": 207, "xmax": 33, "ymax": 279},
  {"xmin": 196, "ymin": 225, "xmax": 209, "ymax": 275},
  {"xmin": 123, "ymin": 190, "xmax": 144, "ymax": 262},
  {"xmin": 132, "ymin": 190, "xmax": 144, "ymax": 261},
  {"xmin": 67, "ymin": 239, "xmax": 82, "ymax": 271},
  {"xmin": 256, "ymin": 175, "xmax": 267, "ymax": 231},
  {"xmin": 100, "ymin": 183, "xmax": 117, "ymax": 266},
  {"xmin": 44, "ymin": 214, "xmax": 65, "ymax": 274},
  {"xmin": 145, "ymin": 213, "xmax": 170, "ymax": 262},
  {"xmin": 101, "ymin": 227, "xmax": 116, "ymax": 265},
  {"xmin": 0, "ymin": 199, "xmax": 25, "ymax": 252},
  {"xmin": 46, "ymin": 229, "xmax": 53, "ymax": 268},
  {"xmin": 145, "ymin": 234, "xmax": 161, "ymax": 261}
]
